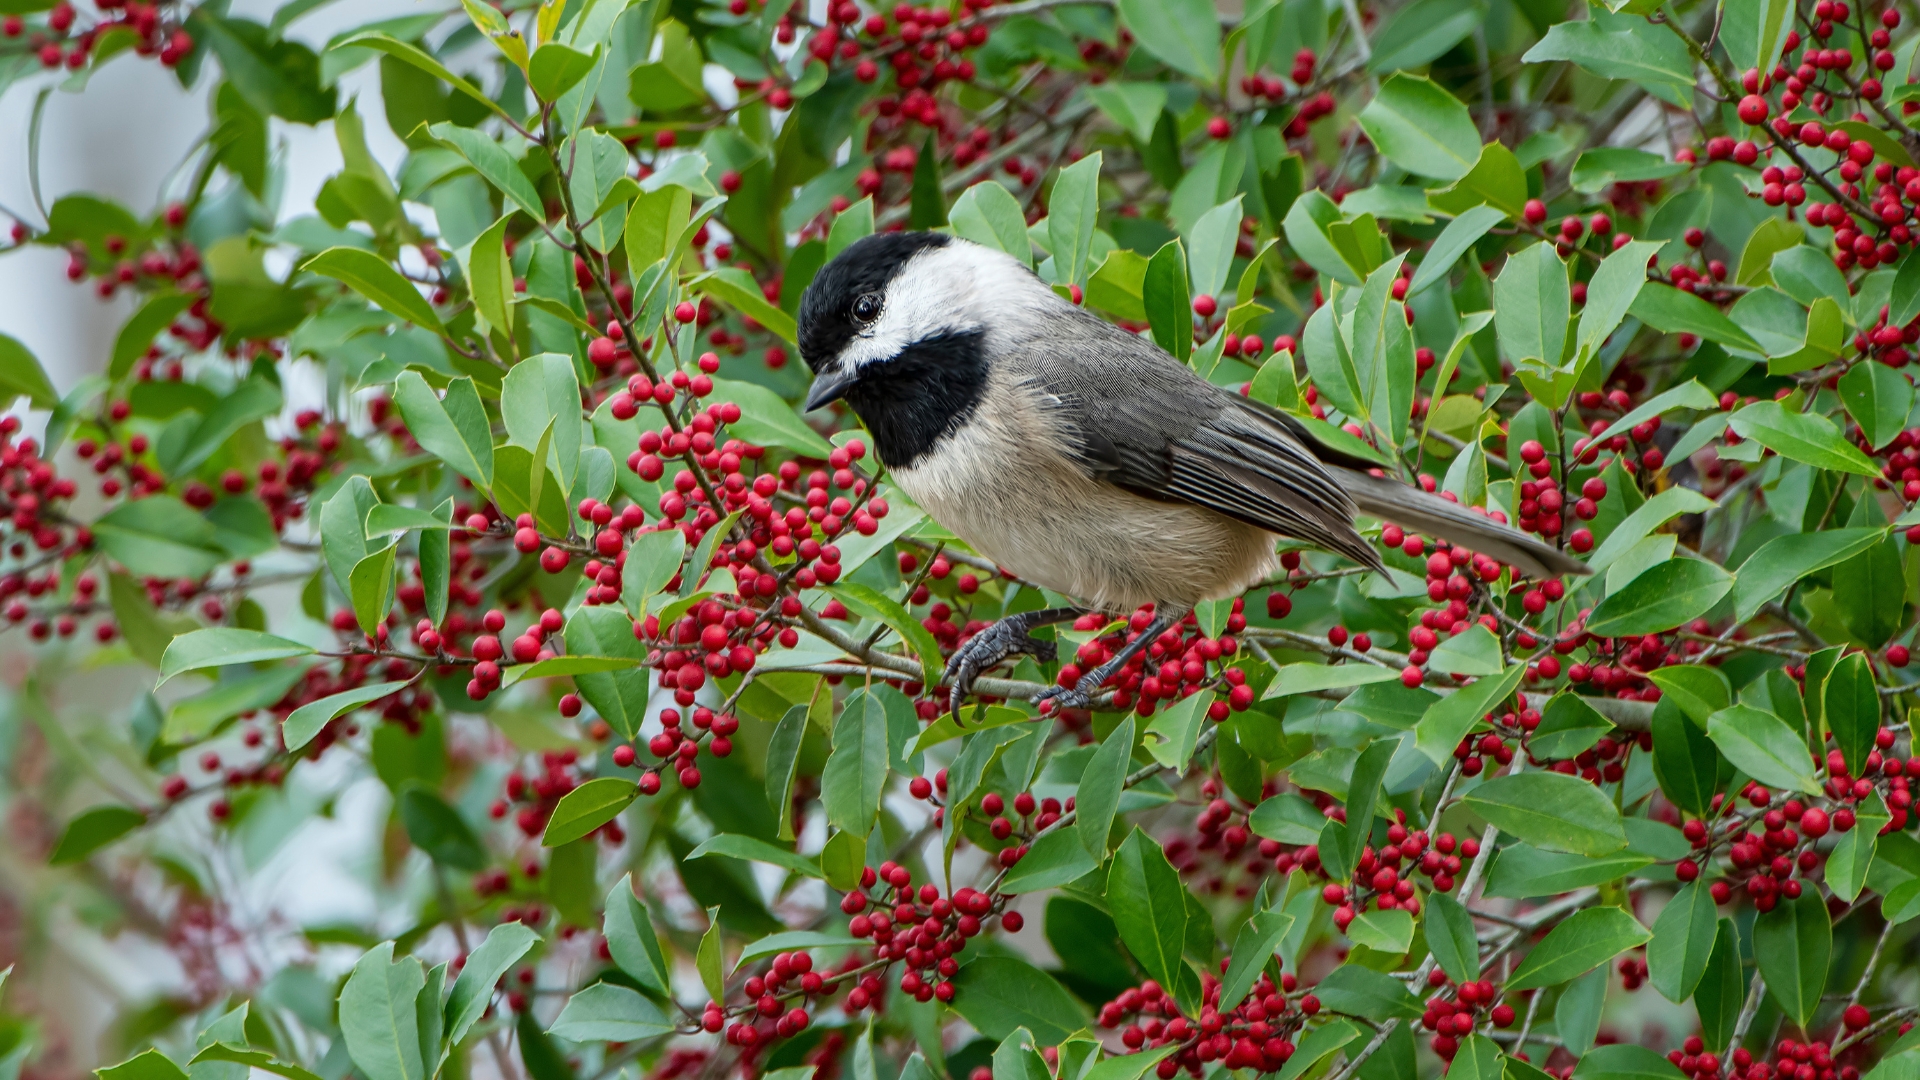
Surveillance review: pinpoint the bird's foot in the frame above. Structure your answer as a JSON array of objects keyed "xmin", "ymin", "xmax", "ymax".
[
  {"xmin": 943, "ymin": 616, "xmax": 1059, "ymax": 720},
  {"xmin": 1033, "ymin": 680, "xmax": 1094, "ymax": 713}
]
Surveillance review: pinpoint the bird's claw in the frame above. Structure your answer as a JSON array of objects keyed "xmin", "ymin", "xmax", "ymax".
[
  {"xmin": 942, "ymin": 618, "xmax": 1058, "ymax": 720},
  {"xmin": 1033, "ymin": 681, "xmax": 1093, "ymax": 713}
]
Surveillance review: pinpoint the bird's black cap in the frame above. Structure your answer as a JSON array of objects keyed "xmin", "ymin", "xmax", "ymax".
[{"xmin": 797, "ymin": 231, "xmax": 950, "ymax": 371}]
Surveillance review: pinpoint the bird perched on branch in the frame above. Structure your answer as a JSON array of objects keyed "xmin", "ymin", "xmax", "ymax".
[{"xmin": 797, "ymin": 232, "xmax": 1588, "ymax": 716}]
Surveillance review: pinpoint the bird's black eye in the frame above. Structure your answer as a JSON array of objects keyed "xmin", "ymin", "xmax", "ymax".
[{"xmin": 851, "ymin": 292, "xmax": 882, "ymax": 324}]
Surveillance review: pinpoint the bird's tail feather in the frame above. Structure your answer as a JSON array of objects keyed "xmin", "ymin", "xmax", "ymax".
[{"xmin": 1334, "ymin": 468, "xmax": 1592, "ymax": 580}]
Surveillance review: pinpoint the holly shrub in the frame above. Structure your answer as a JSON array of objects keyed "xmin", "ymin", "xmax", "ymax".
[{"xmin": 2, "ymin": 0, "xmax": 1919, "ymax": 1077}]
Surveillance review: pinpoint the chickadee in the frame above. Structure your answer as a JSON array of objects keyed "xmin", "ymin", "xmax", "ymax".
[{"xmin": 798, "ymin": 232, "xmax": 1588, "ymax": 714}]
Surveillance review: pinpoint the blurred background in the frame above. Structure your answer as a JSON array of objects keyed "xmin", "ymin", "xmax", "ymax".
[{"xmin": 0, "ymin": 2, "xmax": 413, "ymax": 1074}]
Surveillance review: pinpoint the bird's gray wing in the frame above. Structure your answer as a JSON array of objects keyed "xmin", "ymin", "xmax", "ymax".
[{"xmin": 1018, "ymin": 314, "xmax": 1384, "ymax": 572}]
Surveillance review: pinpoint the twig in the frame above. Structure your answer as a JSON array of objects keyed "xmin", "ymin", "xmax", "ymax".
[{"xmin": 1720, "ymin": 971, "xmax": 1768, "ymax": 1077}]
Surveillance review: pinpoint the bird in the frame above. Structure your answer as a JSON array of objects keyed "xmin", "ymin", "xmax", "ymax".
[{"xmin": 795, "ymin": 231, "xmax": 1590, "ymax": 716}]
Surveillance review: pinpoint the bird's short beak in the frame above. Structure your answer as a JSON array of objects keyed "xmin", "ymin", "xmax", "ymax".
[{"xmin": 804, "ymin": 367, "xmax": 858, "ymax": 411}]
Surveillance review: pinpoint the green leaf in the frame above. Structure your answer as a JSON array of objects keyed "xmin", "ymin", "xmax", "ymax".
[
  {"xmin": 501, "ymin": 353, "xmax": 582, "ymax": 490},
  {"xmin": 1694, "ymin": 919, "xmax": 1744, "ymax": 1048},
  {"xmin": 827, "ymin": 197, "xmax": 875, "ymax": 258},
  {"xmin": 1586, "ymin": 558, "xmax": 1733, "ymax": 637},
  {"xmin": 1629, "ymin": 283, "xmax": 1762, "ymax": 352},
  {"xmin": 1001, "ymin": 827, "xmax": 1102, "ymax": 894},
  {"xmin": 1357, "ymin": 75, "xmax": 1480, "ymax": 181},
  {"xmin": 303, "ymin": 247, "xmax": 442, "ymax": 333},
  {"xmin": 1265, "ymin": 661, "xmax": 1403, "ymax": 699},
  {"xmin": 1826, "ymin": 796, "xmax": 1888, "ymax": 903},
  {"xmin": 1143, "ymin": 239, "xmax": 1192, "ymax": 361},
  {"xmin": 321, "ymin": 478, "xmax": 379, "ymax": 598},
  {"xmin": 1754, "ymin": 892, "xmax": 1830, "ymax": 1026},
  {"xmin": 339, "ymin": 943, "xmax": 426, "ymax": 1080},
  {"xmin": 1648, "ymin": 880, "xmax": 1717, "ymax": 1003},
  {"xmin": 529, "ymin": 41, "xmax": 596, "ymax": 101},
  {"xmin": 766, "ymin": 704, "xmax": 808, "ymax": 842},
  {"xmin": 1495, "ymin": 242, "xmax": 1569, "ymax": 367},
  {"xmin": 159, "ymin": 628, "xmax": 314, "ymax": 684},
  {"xmin": 692, "ymin": 268, "xmax": 797, "ymax": 345},
  {"xmin": 1591, "ymin": 379, "xmax": 1716, "ymax": 447},
  {"xmin": 1651, "ymin": 698, "xmax": 1720, "ymax": 816},
  {"xmin": 706, "ymin": 378, "xmax": 836, "ymax": 457},
  {"xmin": 626, "ymin": 184, "xmax": 693, "ymax": 270},
  {"xmin": 949, "ymin": 956, "xmax": 1086, "ymax": 1046},
  {"xmin": 95, "ymin": 495, "xmax": 229, "ymax": 580},
  {"xmin": 164, "ymin": 664, "xmax": 309, "ymax": 744},
  {"xmin": 429, "ymin": 122, "xmax": 546, "ymax": 220},
  {"xmin": 1217, "ymin": 909, "xmax": 1296, "ymax": 1011},
  {"xmin": 1843, "ymin": 351, "xmax": 1920, "ymax": 447},
  {"xmin": 1427, "ymin": 623, "xmax": 1504, "ymax": 676},
  {"xmin": 1283, "ymin": 191, "xmax": 1368, "ymax": 286},
  {"xmin": 1349, "ymin": 909, "xmax": 1414, "ymax": 954},
  {"xmin": 949, "ymin": 180, "xmax": 1032, "ymax": 267},
  {"xmin": 910, "ymin": 133, "xmax": 946, "ymax": 229},
  {"xmin": 1569, "ymin": 147, "xmax": 1687, "ymax": 192},
  {"xmin": 393, "ymin": 372, "xmax": 493, "ymax": 488},
  {"xmin": 1338, "ymin": 738, "xmax": 1395, "ymax": 874},
  {"xmin": 501, "ymin": 656, "xmax": 635, "ymax": 687},
  {"xmin": 1414, "ymin": 665, "xmax": 1525, "ymax": 765},
  {"xmin": 98, "ymin": 1051, "xmax": 189, "ymax": 1080},
  {"xmin": 446, "ymin": 923, "xmax": 538, "ymax": 1045},
  {"xmin": 1732, "ymin": 528, "xmax": 1886, "ymax": 622},
  {"xmin": 1705, "ymin": 705, "xmax": 1819, "ymax": 794},
  {"xmin": 564, "ymin": 607, "xmax": 650, "ymax": 741},
  {"xmin": 1727, "ymin": 399, "xmax": 1880, "ymax": 475},
  {"xmin": 458, "ymin": 215, "xmax": 516, "ymax": 338},
  {"xmin": 1426, "ymin": 890, "xmax": 1481, "ymax": 982},
  {"xmin": 1409, "ymin": 205, "xmax": 1504, "ymax": 296},
  {"xmin": 687, "ymin": 834, "xmax": 821, "ymax": 879},
  {"xmin": 1367, "ymin": 0, "xmax": 1485, "ymax": 71},
  {"xmin": 170, "ymin": 377, "xmax": 286, "ymax": 478},
  {"xmin": 1276, "ymin": 1021, "xmax": 1363, "ymax": 1080},
  {"xmin": 826, "ymin": 583, "xmax": 943, "ymax": 686},
  {"xmin": 695, "ymin": 909, "xmax": 724, "ymax": 1005},
  {"xmin": 735, "ymin": 931, "xmax": 863, "ymax": 966},
  {"xmin": 1568, "ymin": 1046, "xmax": 1687, "ymax": 1080},
  {"xmin": 349, "ymin": 542, "xmax": 397, "ymax": 638},
  {"xmin": 1144, "ymin": 690, "xmax": 1211, "ymax": 770},
  {"xmin": 0, "ymin": 333, "xmax": 57, "ymax": 410},
  {"xmin": 49, "ymin": 805, "xmax": 146, "ymax": 864},
  {"xmin": 604, "ymin": 875, "xmax": 671, "ymax": 996},
  {"xmin": 1349, "ymin": 254, "xmax": 1417, "ymax": 444},
  {"xmin": 1643, "ymin": 667, "xmax": 1728, "ymax": 728},
  {"xmin": 1077, "ymin": 716, "xmax": 1134, "ymax": 857},
  {"xmin": 1109, "ymin": 827, "xmax": 1197, "ymax": 1008},
  {"xmin": 1824, "ymin": 651, "xmax": 1880, "ymax": 777},
  {"xmin": 1114, "ymin": 0, "xmax": 1220, "ymax": 80},
  {"xmin": 821, "ymin": 689, "xmax": 890, "ymax": 837},
  {"xmin": 1508, "ymin": 906, "xmax": 1651, "ymax": 991},
  {"xmin": 340, "ymin": 33, "xmax": 513, "ymax": 121},
  {"xmin": 187, "ymin": 1045, "xmax": 321, "ymax": 1080},
  {"xmin": 1313, "ymin": 964, "xmax": 1422, "ymax": 1021},
  {"xmin": 1086, "ymin": 82, "xmax": 1167, "ymax": 144},
  {"xmin": 1461, "ymin": 770, "xmax": 1628, "ymax": 856},
  {"xmin": 1833, "ymin": 527, "xmax": 1906, "ymax": 647},
  {"xmin": 283, "ymin": 680, "xmax": 410, "ymax": 753},
  {"xmin": 398, "ymin": 785, "xmax": 486, "ymax": 869},
  {"xmin": 542, "ymin": 777, "xmax": 636, "ymax": 846},
  {"xmin": 1588, "ymin": 486, "xmax": 1717, "ymax": 574},
  {"xmin": 548, "ymin": 982, "xmax": 673, "ymax": 1042},
  {"xmin": 1249, "ymin": 792, "xmax": 1332, "ymax": 845},
  {"xmin": 109, "ymin": 294, "xmax": 195, "ymax": 381},
  {"xmin": 620, "ymin": 527, "xmax": 687, "ymax": 619},
  {"xmin": 1522, "ymin": 19, "xmax": 1694, "ymax": 104},
  {"xmin": 195, "ymin": 14, "xmax": 336, "ymax": 122},
  {"xmin": 1186, "ymin": 196, "xmax": 1245, "ymax": 302},
  {"xmin": 1046, "ymin": 153, "xmax": 1103, "ymax": 288}
]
